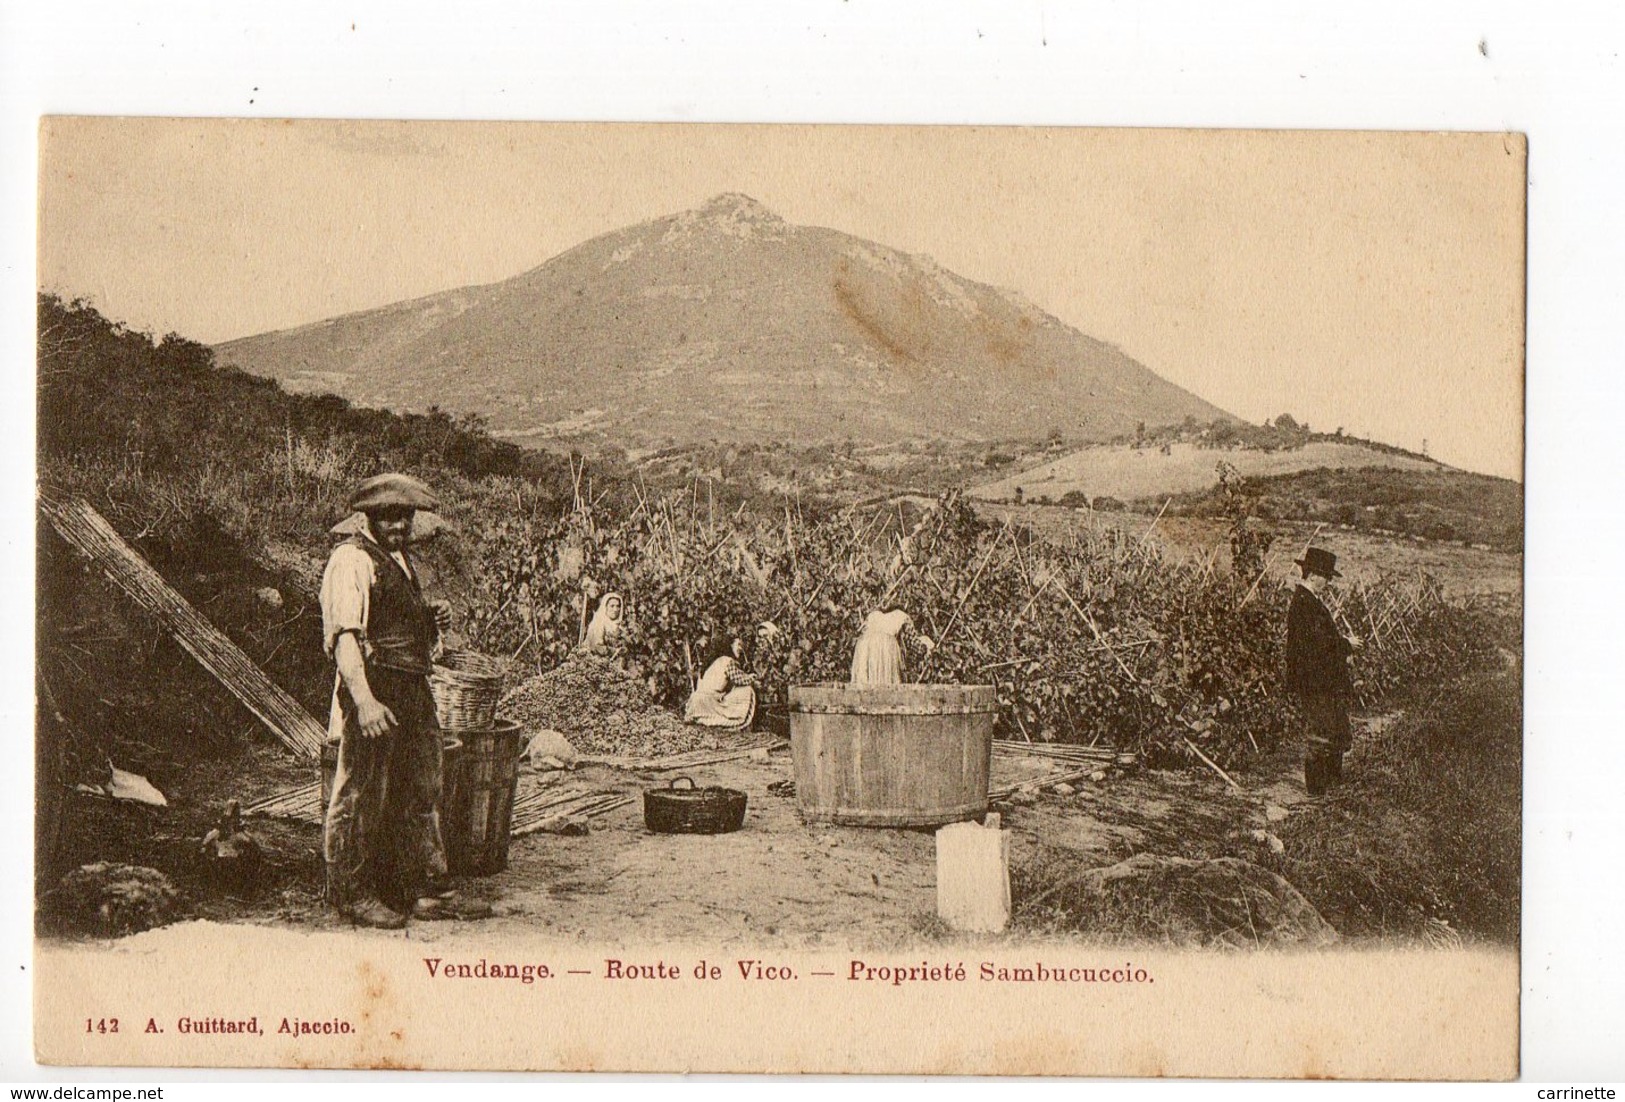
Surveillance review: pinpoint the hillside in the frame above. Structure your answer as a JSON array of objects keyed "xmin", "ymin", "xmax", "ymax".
[
  {"xmin": 215, "ymin": 193, "xmax": 1233, "ymax": 449},
  {"xmin": 35, "ymin": 295, "xmax": 590, "ymax": 809},
  {"xmin": 1153, "ymin": 465, "xmax": 1525, "ymax": 553},
  {"xmin": 971, "ymin": 440, "xmax": 1444, "ymax": 506}
]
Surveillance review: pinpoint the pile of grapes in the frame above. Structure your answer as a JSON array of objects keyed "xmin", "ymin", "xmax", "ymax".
[{"xmin": 501, "ymin": 654, "xmax": 725, "ymax": 759}]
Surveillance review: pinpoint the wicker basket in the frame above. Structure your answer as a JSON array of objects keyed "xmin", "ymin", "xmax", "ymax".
[
  {"xmin": 430, "ymin": 649, "xmax": 506, "ymax": 731},
  {"xmin": 643, "ymin": 776, "xmax": 748, "ymax": 835}
]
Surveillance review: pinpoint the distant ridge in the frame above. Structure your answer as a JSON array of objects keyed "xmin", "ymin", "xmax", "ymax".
[{"xmin": 216, "ymin": 193, "xmax": 1235, "ymax": 448}]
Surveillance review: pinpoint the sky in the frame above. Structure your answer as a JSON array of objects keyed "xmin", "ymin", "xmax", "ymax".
[{"xmin": 38, "ymin": 119, "xmax": 1525, "ymax": 479}]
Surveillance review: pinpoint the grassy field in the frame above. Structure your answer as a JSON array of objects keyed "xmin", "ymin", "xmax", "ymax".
[
  {"xmin": 975, "ymin": 503, "xmax": 1523, "ymax": 605},
  {"xmin": 1264, "ymin": 667, "xmax": 1522, "ymax": 943},
  {"xmin": 1004, "ymin": 662, "xmax": 1521, "ymax": 947},
  {"xmin": 1144, "ymin": 465, "xmax": 1524, "ymax": 553},
  {"xmin": 971, "ymin": 440, "xmax": 1442, "ymax": 505}
]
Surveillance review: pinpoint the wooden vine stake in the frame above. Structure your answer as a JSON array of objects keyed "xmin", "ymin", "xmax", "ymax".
[{"xmin": 40, "ymin": 490, "xmax": 327, "ymax": 758}]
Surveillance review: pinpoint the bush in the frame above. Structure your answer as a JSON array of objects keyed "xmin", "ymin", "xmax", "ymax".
[
  {"xmin": 1144, "ymin": 464, "xmax": 1522, "ymax": 553},
  {"xmin": 1264, "ymin": 671, "xmax": 1521, "ymax": 942}
]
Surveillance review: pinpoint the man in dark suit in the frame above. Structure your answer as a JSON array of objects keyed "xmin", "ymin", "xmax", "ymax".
[{"xmin": 1285, "ymin": 547, "xmax": 1361, "ymax": 795}]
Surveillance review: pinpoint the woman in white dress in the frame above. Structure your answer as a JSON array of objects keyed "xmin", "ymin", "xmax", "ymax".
[
  {"xmin": 683, "ymin": 636, "xmax": 759, "ymax": 729},
  {"xmin": 850, "ymin": 607, "xmax": 935, "ymax": 685}
]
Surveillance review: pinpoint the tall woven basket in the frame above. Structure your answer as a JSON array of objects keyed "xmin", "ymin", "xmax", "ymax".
[{"xmin": 430, "ymin": 649, "xmax": 506, "ymax": 732}]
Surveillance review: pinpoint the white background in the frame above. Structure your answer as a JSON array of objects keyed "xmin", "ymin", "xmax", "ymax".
[{"xmin": 1, "ymin": 1, "xmax": 1621, "ymax": 1094}]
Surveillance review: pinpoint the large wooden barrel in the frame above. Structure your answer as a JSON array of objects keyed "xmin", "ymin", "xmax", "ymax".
[{"xmin": 788, "ymin": 684, "xmax": 996, "ymax": 827}]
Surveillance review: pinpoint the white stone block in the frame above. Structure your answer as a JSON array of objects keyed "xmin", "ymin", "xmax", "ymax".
[{"xmin": 935, "ymin": 819, "xmax": 1011, "ymax": 933}]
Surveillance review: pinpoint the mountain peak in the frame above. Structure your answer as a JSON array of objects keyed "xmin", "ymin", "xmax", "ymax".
[
  {"xmin": 699, "ymin": 192, "xmax": 781, "ymax": 221},
  {"xmin": 660, "ymin": 192, "xmax": 788, "ymax": 245},
  {"xmin": 217, "ymin": 198, "xmax": 1236, "ymax": 448}
]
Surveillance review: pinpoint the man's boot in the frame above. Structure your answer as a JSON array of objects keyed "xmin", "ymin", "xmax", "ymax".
[
  {"xmin": 1304, "ymin": 753, "xmax": 1329, "ymax": 796},
  {"xmin": 342, "ymin": 896, "xmax": 407, "ymax": 930},
  {"xmin": 411, "ymin": 888, "xmax": 494, "ymax": 921}
]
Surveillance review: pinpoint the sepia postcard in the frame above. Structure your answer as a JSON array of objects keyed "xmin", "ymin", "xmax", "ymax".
[{"xmin": 32, "ymin": 119, "xmax": 1525, "ymax": 1077}]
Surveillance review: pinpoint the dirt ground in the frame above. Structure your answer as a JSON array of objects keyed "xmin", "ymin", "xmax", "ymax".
[
  {"xmin": 488, "ymin": 749, "xmax": 1287, "ymax": 948},
  {"xmin": 43, "ymin": 714, "xmax": 1401, "ymax": 950}
]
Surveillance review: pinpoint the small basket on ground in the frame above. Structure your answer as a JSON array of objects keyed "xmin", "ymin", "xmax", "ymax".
[
  {"xmin": 643, "ymin": 776, "xmax": 748, "ymax": 835},
  {"xmin": 430, "ymin": 649, "xmax": 506, "ymax": 732}
]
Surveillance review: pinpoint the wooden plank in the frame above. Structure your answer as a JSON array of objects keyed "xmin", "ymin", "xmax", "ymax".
[
  {"xmin": 39, "ymin": 491, "xmax": 328, "ymax": 758},
  {"xmin": 511, "ymin": 791, "xmax": 634, "ymax": 837},
  {"xmin": 992, "ymin": 740, "xmax": 1125, "ymax": 765},
  {"xmin": 243, "ymin": 781, "xmax": 322, "ymax": 823},
  {"xmin": 634, "ymin": 736, "xmax": 784, "ymax": 772},
  {"xmin": 987, "ymin": 766, "xmax": 1096, "ymax": 802},
  {"xmin": 246, "ymin": 776, "xmax": 635, "ymax": 833}
]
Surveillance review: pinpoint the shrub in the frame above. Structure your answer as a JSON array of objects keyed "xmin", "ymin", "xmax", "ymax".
[{"xmin": 1264, "ymin": 671, "xmax": 1521, "ymax": 941}]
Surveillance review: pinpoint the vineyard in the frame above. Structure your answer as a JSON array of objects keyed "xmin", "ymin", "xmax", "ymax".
[
  {"xmin": 34, "ymin": 297, "xmax": 1521, "ymax": 948},
  {"xmin": 462, "ymin": 475, "xmax": 1496, "ymax": 770},
  {"xmin": 33, "ymin": 295, "xmax": 1501, "ymax": 778}
]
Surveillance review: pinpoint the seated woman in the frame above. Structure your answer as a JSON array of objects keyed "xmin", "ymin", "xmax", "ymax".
[
  {"xmin": 683, "ymin": 636, "xmax": 758, "ymax": 730},
  {"xmin": 579, "ymin": 592, "xmax": 625, "ymax": 655},
  {"xmin": 850, "ymin": 607, "xmax": 934, "ymax": 685}
]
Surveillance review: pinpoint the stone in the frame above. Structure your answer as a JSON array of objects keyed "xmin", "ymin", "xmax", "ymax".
[
  {"xmin": 526, "ymin": 729, "xmax": 580, "ymax": 771},
  {"xmin": 1265, "ymin": 804, "xmax": 1290, "ymax": 823},
  {"xmin": 1051, "ymin": 783, "xmax": 1077, "ymax": 796},
  {"xmin": 534, "ymin": 814, "xmax": 589, "ymax": 836},
  {"xmin": 1040, "ymin": 853, "xmax": 1337, "ymax": 948},
  {"xmin": 52, "ymin": 863, "xmax": 180, "ymax": 937},
  {"xmin": 936, "ymin": 820, "xmax": 1011, "ymax": 933}
]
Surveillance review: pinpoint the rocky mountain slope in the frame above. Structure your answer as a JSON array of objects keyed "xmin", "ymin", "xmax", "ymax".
[{"xmin": 216, "ymin": 194, "xmax": 1233, "ymax": 448}]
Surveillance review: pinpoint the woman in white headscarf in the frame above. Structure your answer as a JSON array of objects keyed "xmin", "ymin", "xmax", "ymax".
[
  {"xmin": 580, "ymin": 592, "xmax": 624, "ymax": 655},
  {"xmin": 684, "ymin": 636, "xmax": 759, "ymax": 730},
  {"xmin": 850, "ymin": 607, "xmax": 934, "ymax": 685}
]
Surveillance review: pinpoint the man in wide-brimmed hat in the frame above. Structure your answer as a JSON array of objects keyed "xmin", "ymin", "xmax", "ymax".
[
  {"xmin": 1285, "ymin": 546, "xmax": 1362, "ymax": 796},
  {"xmin": 320, "ymin": 473, "xmax": 488, "ymax": 927}
]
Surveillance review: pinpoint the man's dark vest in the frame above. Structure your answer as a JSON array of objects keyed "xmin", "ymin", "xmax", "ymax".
[{"xmin": 346, "ymin": 535, "xmax": 436, "ymax": 675}]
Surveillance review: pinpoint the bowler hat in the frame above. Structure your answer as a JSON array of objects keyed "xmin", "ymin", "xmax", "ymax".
[
  {"xmin": 346, "ymin": 472, "xmax": 439, "ymax": 513},
  {"xmin": 1294, "ymin": 546, "xmax": 1341, "ymax": 579}
]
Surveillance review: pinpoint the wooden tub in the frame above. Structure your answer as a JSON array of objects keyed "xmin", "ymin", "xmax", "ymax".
[{"xmin": 788, "ymin": 683, "xmax": 996, "ymax": 827}]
